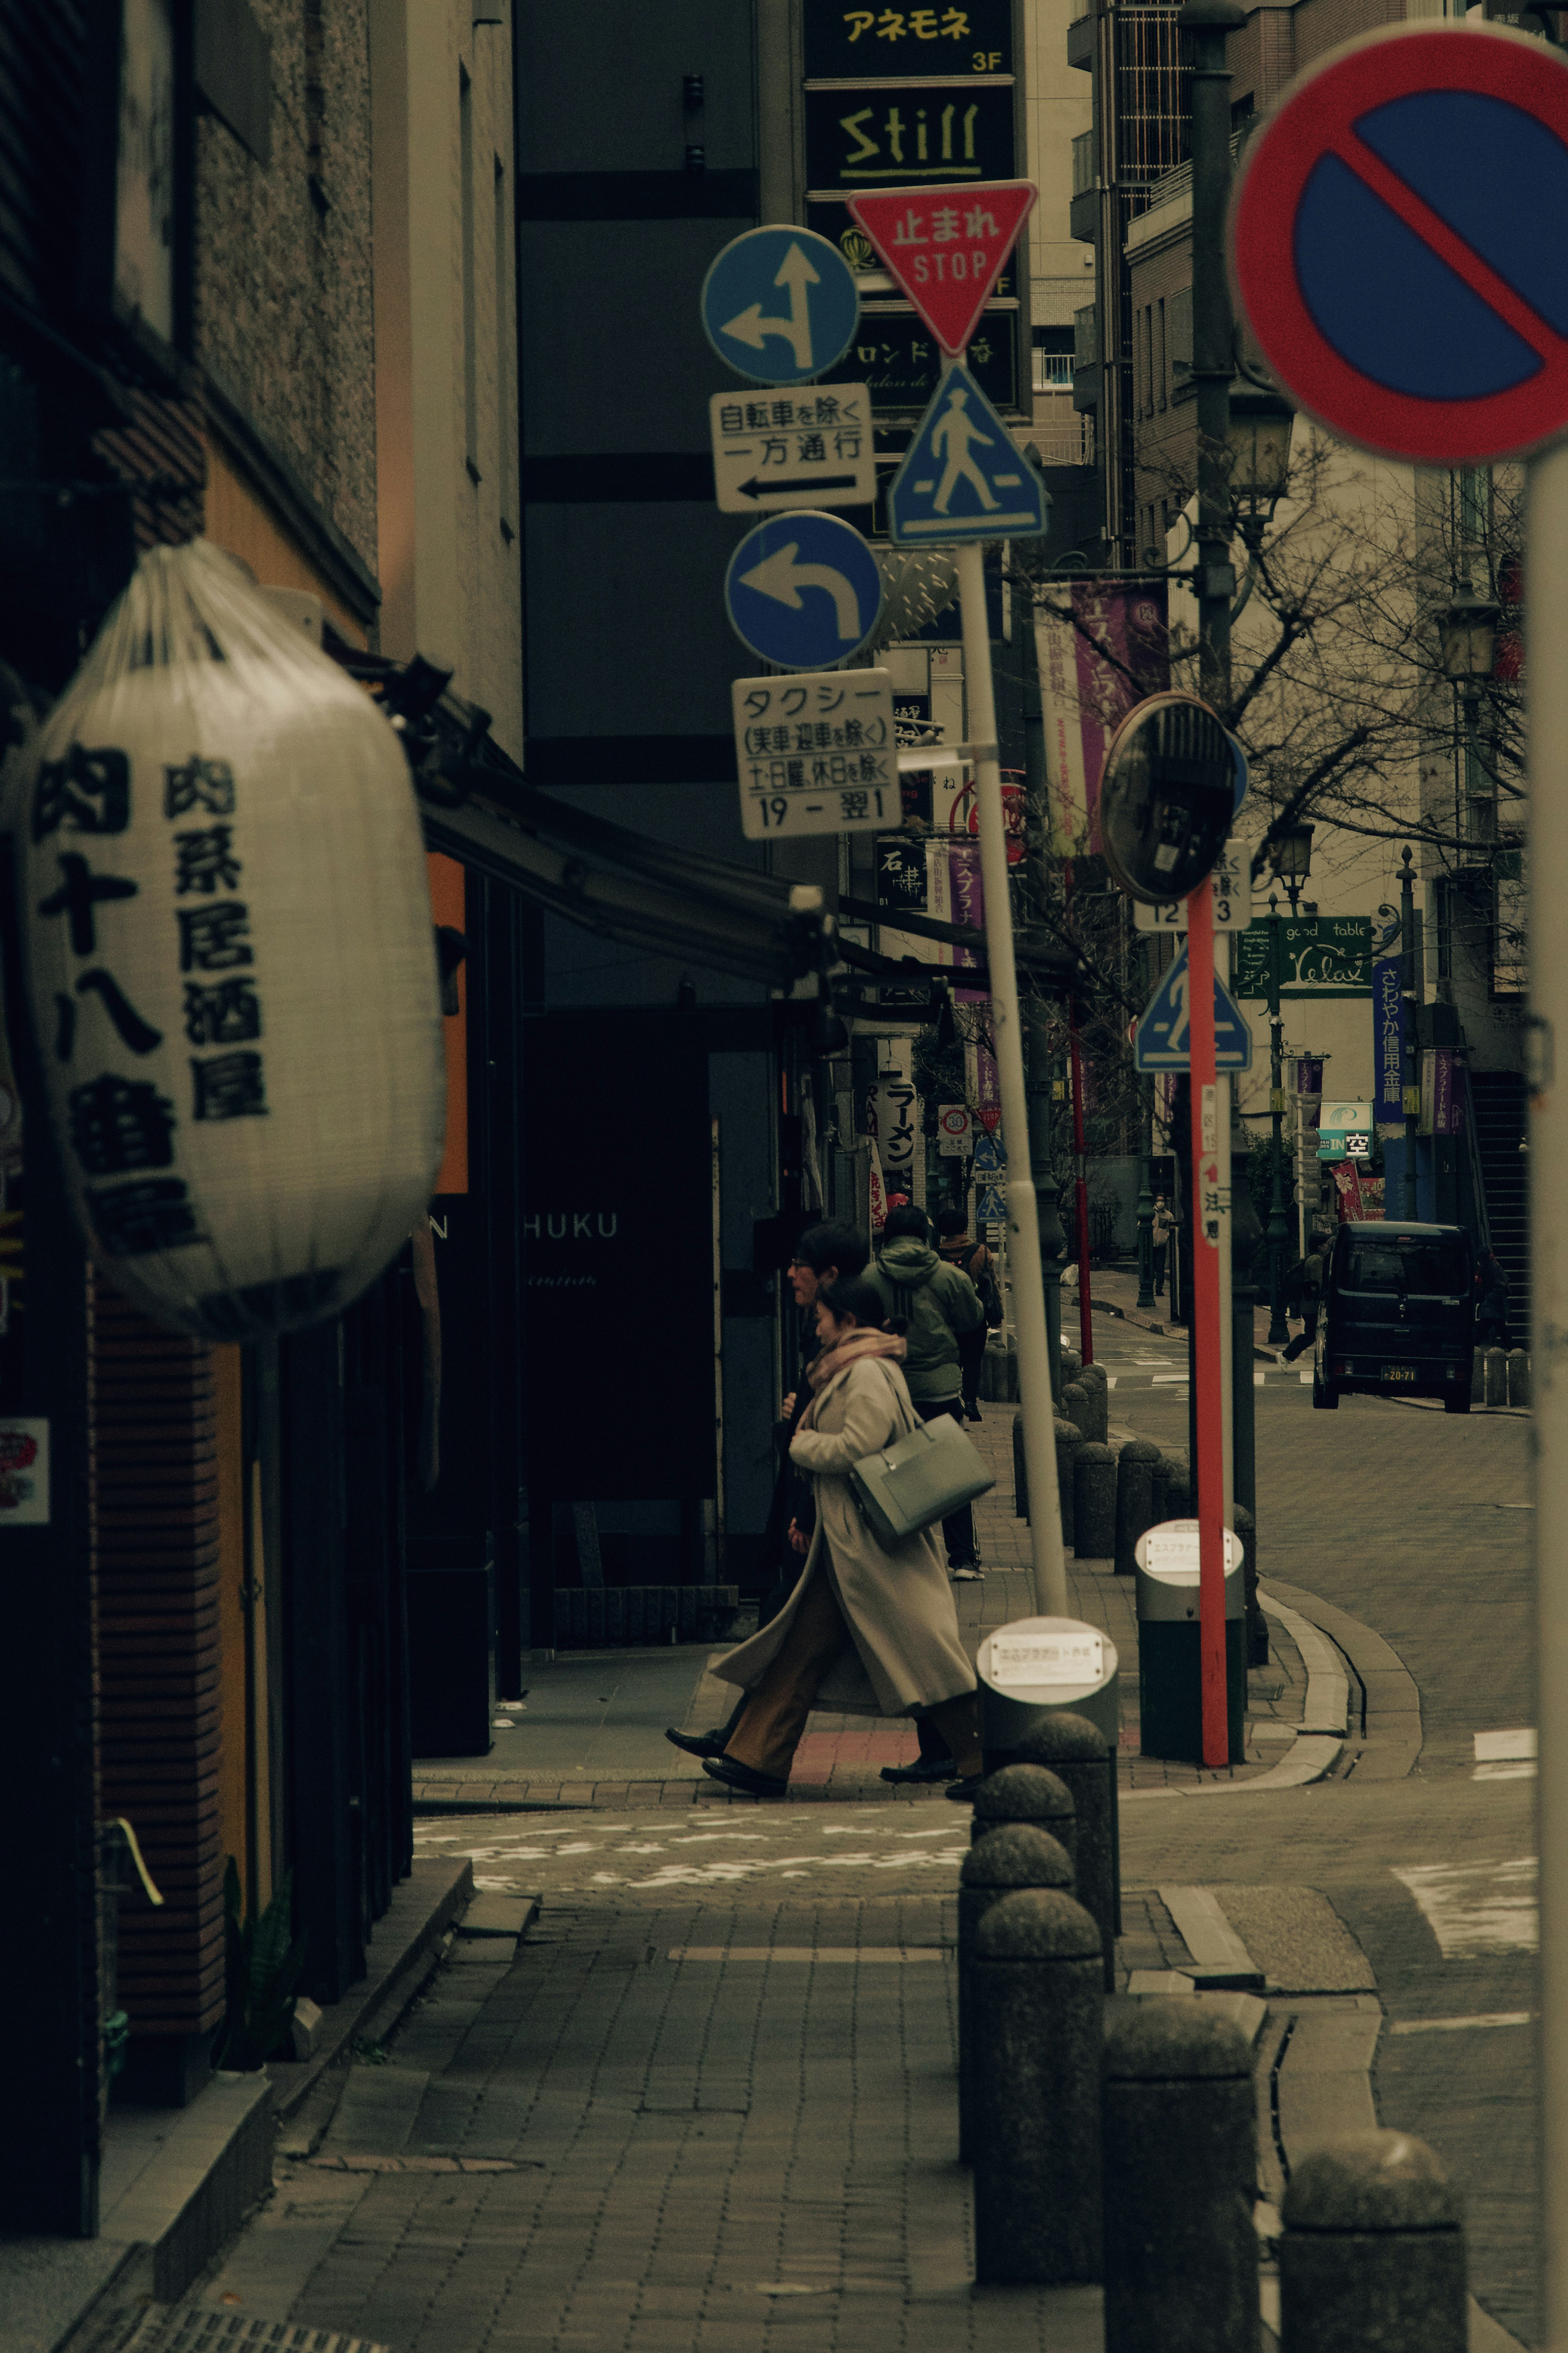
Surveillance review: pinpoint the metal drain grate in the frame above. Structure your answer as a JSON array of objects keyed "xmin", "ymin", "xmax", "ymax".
[{"xmin": 97, "ymin": 2309, "xmax": 392, "ymax": 2353}]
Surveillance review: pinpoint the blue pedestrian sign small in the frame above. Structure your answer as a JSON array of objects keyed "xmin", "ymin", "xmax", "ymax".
[
  {"xmin": 701, "ymin": 226, "xmax": 860, "ymax": 387},
  {"xmin": 724, "ymin": 511, "xmax": 884, "ymax": 670},
  {"xmin": 887, "ymin": 361, "xmax": 1050, "ymax": 545},
  {"xmin": 1134, "ymin": 943, "xmax": 1254, "ymax": 1073}
]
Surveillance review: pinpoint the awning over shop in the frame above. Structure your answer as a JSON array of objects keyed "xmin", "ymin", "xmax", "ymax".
[{"xmin": 335, "ymin": 646, "xmax": 1082, "ymax": 1000}]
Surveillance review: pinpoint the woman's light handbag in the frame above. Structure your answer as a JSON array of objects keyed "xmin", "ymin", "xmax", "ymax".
[{"xmin": 848, "ymin": 1411, "xmax": 996, "ymax": 1548}]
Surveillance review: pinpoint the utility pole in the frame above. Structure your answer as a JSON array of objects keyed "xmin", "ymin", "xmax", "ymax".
[
  {"xmin": 1181, "ymin": 0, "xmax": 1243, "ymax": 1769},
  {"xmin": 1265, "ymin": 894, "xmax": 1291, "ymax": 1343},
  {"xmin": 1400, "ymin": 844, "xmax": 1420, "ymax": 1218},
  {"xmin": 1021, "ymin": 595, "xmax": 1066, "ymax": 1405},
  {"xmin": 958, "ymin": 538, "xmax": 1069, "ymax": 1616},
  {"xmin": 1136, "ymin": 1069, "xmax": 1156, "ymax": 1311}
]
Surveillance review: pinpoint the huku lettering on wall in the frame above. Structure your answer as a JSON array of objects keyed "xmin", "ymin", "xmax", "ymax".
[{"xmin": 18, "ymin": 539, "xmax": 445, "ymax": 1341}]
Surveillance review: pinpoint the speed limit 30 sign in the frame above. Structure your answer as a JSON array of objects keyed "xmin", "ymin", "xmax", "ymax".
[{"xmin": 937, "ymin": 1103, "xmax": 973, "ymax": 1155}]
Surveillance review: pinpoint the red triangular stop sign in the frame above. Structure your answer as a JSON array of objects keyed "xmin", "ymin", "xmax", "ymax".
[{"xmin": 848, "ymin": 181, "xmax": 1036, "ymax": 355}]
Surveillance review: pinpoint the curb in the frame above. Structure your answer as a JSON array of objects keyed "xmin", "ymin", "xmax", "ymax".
[{"xmin": 1123, "ymin": 1588, "xmax": 1348, "ymax": 1801}]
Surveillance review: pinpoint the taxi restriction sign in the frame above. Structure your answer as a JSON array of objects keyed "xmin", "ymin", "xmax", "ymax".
[{"xmin": 1231, "ymin": 25, "xmax": 1568, "ymax": 465}]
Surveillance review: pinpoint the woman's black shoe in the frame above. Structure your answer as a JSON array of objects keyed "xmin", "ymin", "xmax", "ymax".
[
  {"xmin": 880, "ymin": 1755, "xmax": 959, "ymax": 1784},
  {"xmin": 964, "ymin": 1405, "xmax": 983, "ymax": 1423},
  {"xmin": 665, "ymin": 1726, "xmax": 728, "ymax": 1761},
  {"xmin": 702, "ymin": 1755, "xmax": 790, "ymax": 1798}
]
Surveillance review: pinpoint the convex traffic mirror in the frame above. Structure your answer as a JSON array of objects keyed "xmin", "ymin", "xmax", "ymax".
[{"xmin": 1098, "ymin": 692, "xmax": 1236, "ymax": 906}]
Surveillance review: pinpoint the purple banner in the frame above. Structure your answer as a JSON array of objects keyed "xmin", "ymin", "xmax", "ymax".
[
  {"xmin": 947, "ymin": 842, "xmax": 986, "ymax": 1003},
  {"xmin": 1372, "ymin": 958, "xmax": 1404, "ymax": 1122}
]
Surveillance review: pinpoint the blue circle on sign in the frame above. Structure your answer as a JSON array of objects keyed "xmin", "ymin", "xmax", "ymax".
[
  {"xmin": 701, "ymin": 225, "xmax": 860, "ymax": 386},
  {"xmin": 724, "ymin": 511, "xmax": 884, "ymax": 670}
]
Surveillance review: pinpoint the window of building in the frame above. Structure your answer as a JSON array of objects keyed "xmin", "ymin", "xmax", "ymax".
[{"xmin": 1031, "ymin": 325, "xmax": 1074, "ymax": 394}]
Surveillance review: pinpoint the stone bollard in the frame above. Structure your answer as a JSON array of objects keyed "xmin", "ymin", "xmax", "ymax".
[
  {"xmin": 1155, "ymin": 1453, "xmax": 1190, "ymax": 1521},
  {"xmin": 1279, "ymin": 2129, "xmax": 1466, "ymax": 2353},
  {"xmin": 1483, "ymin": 1345, "xmax": 1507, "ymax": 1408},
  {"xmin": 1013, "ymin": 1408, "xmax": 1028, "ymax": 1519},
  {"xmin": 970, "ymin": 1762, "xmax": 1077, "ymax": 1873},
  {"xmin": 1061, "ymin": 1377, "xmax": 1093, "ymax": 1441},
  {"xmin": 1015, "ymin": 1712, "xmax": 1116, "ymax": 1987},
  {"xmin": 1056, "ymin": 1417, "xmax": 1083, "ymax": 1550},
  {"xmin": 1507, "ymin": 1348, "xmax": 1531, "ymax": 1408},
  {"xmin": 957, "ymin": 1824, "xmax": 1073, "ymax": 2163},
  {"xmin": 1234, "ymin": 1502, "xmax": 1268, "ymax": 1668},
  {"xmin": 1080, "ymin": 1361, "xmax": 1111, "ymax": 1443},
  {"xmin": 972, "ymin": 1888, "xmax": 1103, "ymax": 2284},
  {"xmin": 1062, "ymin": 1345, "xmax": 1082, "ymax": 1384},
  {"xmin": 1103, "ymin": 2001, "xmax": 1260, "ymax": 2353},
  {"xmin": 1115, "ymin": 1437, "xmax": 1162, "ymax": 1577},
  {"xmin": 1074, "ymin": 1442, "xmax": 1117, "ymax": 1559}
]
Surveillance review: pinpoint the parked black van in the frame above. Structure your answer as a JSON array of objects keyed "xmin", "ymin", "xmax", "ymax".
[{"xmin": 1313, "ymin": 1221, "xmax": 1475, "ymax": 1412}]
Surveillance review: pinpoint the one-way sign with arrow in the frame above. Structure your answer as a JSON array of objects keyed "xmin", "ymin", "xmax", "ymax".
[{"xmin": 710, "ymin": 384, "xmax": 875, "ymax": 515}]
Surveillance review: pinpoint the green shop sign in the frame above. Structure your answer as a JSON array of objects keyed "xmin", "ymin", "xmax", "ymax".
[{"xmin": 1234, "ymin": 915, "xmax": 1372, "ymax": 999}]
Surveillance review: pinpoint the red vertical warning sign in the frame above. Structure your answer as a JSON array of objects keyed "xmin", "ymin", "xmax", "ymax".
[{"xmin": 846, "ymin": 181, "xmax": 1036, "ymax": 355}]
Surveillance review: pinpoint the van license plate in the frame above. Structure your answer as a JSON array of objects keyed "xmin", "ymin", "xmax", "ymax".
[{"xmin": 1382, "ymin": 1364, "xmax": 1417, "ymax": 1382}]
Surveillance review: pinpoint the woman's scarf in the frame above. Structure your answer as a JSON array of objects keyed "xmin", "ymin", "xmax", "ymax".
[{"xmin": 798, "ymin": 1327, "xmax": 906, "ymax": 1432}]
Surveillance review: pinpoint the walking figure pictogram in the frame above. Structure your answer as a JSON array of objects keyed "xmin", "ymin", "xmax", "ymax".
[{"xmin": 930, "ymin": 384, "xmax": 1000, "ymax": 517}]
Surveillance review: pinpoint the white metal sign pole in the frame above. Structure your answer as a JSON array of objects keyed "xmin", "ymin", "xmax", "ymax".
[
  {"xmin": 956, "ymin": 536, "xmax": 1067, "ymax": 1617},
  {"xmin": 1529, "ymin": 441, "xmax": 1568, "ymax": 2353}
]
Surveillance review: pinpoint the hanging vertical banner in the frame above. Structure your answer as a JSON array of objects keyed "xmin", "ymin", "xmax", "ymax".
[
  {"xmin": 873, "ymin": 1077, "xmax": 921, "ymax": 1177},
  {"xmin": 1035, "ymin": 580, "xmax": 1169, "ymax": 851},
  {"xmin": 947, "ymin": 839, "xmax": 987, "ymax": 1002},
  {"xmin": 1372, "ymin": 955, "xmax": 1405, "ymax": 1124}
]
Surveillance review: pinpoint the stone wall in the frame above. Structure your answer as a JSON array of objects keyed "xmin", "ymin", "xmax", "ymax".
[{"xmin": 194, "ymin": 0, "xmax": 378, "ymax": 584}]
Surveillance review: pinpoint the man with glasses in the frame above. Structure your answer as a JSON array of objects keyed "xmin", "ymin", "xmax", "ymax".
[{"xmin": 666, "ymin": 1222, "xmax": 868, "ymax": 1764}]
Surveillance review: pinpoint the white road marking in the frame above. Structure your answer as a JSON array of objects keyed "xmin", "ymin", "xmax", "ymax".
[
  {"xmin": 1392, "ymin": 1857, "xmax": 1538, "ymax": 1956},
  {"xmin": 1389, "ymin": 2013, "xmax": 1535, "ymax": 2036},
  {"xmin": 1474, "ymin": 1762, "xmax": 1537, "ymax": 1781},
  {"xmin": 1474, "ymin": 1728, "xmax": 1537, "ymax": 1761}
]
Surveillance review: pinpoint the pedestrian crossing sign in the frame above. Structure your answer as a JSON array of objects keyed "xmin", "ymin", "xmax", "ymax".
[
  {"xmin": 1134, "ymin": 943, "xmax": 1254, "ymax": 1072},
  {"xmin": 886, "ymin": 362, "xmax": 1050, "ymax": 546}
]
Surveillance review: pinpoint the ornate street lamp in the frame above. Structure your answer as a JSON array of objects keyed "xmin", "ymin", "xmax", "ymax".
[
  {"xmin": 1272, "ymin": 821, "xmax": 1314, "ymax": 914},
  {"xmin": 1227, "ymin": 382, "xmax": 1297, "ymax": 545}
]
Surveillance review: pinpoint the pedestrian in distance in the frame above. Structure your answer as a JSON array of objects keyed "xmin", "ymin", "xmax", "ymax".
[
  {"xmin": 1150, "ymin": 1193, "xmax": 1176, "ymax": 1296},
  {"xmin": 1474, "ymin": 1247, "xmax": 1511, "ymax": 1349},
  {"xmin": 702, "ymin": 1275, "xmax": 985, "ymax": 1800},
  {"xmin": 665, "ymin": 1222, "xmax": 867, "ymax": 1766},
  {"xmin": 1282, "ymin": 1231, "xmax": 1330, "ymax": 1361},
  {"xmin": 935, "ymin": 1206, "xmax": 1002, "ymax": 1423},
  {"xmin": 866, "ymin": 1204, "xmax": 987, "ymax": 1578}
]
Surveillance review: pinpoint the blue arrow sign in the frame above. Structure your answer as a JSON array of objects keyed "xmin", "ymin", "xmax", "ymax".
[
  {"xmin": 701, "ymin": 226, "xmax": 861, "ymax": 387},
  {"xmin": 1134, "ymin": 943, "xmax": 1254, "ymax": 1073},
  {"xmin": 887, "ymin": 361, "xmax": 1050, "ymax": 545},
  {"xmin": 724, "ymin": 511, "xmax": 884, "ymax": 670}
]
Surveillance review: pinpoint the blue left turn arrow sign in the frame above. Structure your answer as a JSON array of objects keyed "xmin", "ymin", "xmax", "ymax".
[
  {"xmin": 701, "ymin": 226, "xmax": 861, "ymax": 386},
  {"xmin": 724, "ymin": 511, "xmax": 884, "ymax": 670}
]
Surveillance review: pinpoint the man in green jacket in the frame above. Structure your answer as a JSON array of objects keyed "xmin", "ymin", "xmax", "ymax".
[{"xmin": 866, "ymin": 1204, "xmax": 986, "ymax": 1577}]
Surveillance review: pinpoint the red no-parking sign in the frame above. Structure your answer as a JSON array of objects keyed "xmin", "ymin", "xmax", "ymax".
[{"xmin": 1231, "ymin": 25, "xmax": 1568, "ymax": 465}]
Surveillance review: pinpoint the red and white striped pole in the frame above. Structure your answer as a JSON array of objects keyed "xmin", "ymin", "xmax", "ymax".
[{"xmin": 1186, "ymin": 874, "xmax": 1229, "ymax": 1767}]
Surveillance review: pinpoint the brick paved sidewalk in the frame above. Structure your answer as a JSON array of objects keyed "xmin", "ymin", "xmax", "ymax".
[
  {"xmin": 411, "ymin": 1403, "xmax": 1304, "ymax": 1813},
  {"xmin": 193, "ymin": 1894, "xmax": 1103, "ymax": 2353}
]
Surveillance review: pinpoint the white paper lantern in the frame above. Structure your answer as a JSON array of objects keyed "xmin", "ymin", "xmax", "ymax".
[{"xmin": 14, "ymin": 539, "xmax": 446, "ymax": 1340}]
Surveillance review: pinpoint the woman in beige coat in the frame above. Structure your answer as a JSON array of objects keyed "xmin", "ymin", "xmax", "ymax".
[{"xmin": 705, "ymin": 1276, "xmax": 983, "ymax": 1798}]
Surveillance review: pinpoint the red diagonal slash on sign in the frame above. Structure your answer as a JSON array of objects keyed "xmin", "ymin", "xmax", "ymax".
[
  {"xmin": 1230, "ymin": 23, "xmax": 1568, "ymax": 464},
  {"xmin": 1329, "ymin": 127, "xmax": 1568, "ymax": 369}
]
